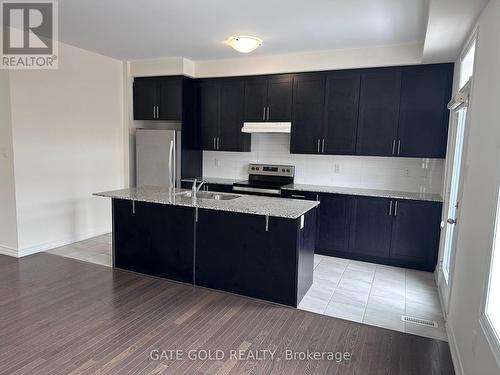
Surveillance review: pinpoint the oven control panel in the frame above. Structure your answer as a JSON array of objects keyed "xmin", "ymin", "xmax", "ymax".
[{"xmin": 248, "ymin": 164, "xmax": 295, "ymax": 177}]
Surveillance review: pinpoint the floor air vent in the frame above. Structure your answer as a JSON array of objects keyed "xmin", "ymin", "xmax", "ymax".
[{"xmin": 401, "ymin": 315, "xmax": 438, "ymax": 328}]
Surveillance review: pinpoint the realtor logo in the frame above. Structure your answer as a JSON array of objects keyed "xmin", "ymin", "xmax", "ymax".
[{"xmin": 1, "ymin": 0, "xmax": 58, "ymax": 69}]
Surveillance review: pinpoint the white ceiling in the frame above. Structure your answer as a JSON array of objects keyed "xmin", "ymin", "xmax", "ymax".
[{"xmin": 58, "ymin": 0, "xmax": 428, "ymax": 60}]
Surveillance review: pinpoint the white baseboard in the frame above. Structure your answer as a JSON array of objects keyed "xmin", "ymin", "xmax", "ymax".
[
  {"xmin": 13, "ymin": 229, "xmax": 111, "ymax": 258},
  {"xmin": 0, "ymin": 244, "xmax": 19, "ymax": 257},
  {"xmin": 446, "ymin": 320, "xmax": 464, "ymax": 375}
]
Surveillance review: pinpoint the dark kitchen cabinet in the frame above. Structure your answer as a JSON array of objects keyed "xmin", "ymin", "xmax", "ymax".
[
  {"xmin": 356, "ymin": 68, "xmax": 402, "ymax": 156},
  {"xmin": 349, "ymin": 196, "xmax": 394, "ymax": 258},
  {"xmin": 195, "ymin": 208, "xmax": 316, "ymax": 307},
  {"xmin": 390, "ymin": 199, "xmax": 442, "ymax": 269},
  {"xmin": 133, "ymin": 78, "xmax": 158, "ymax": 120},
  {"xmin": 198, "ymin": 79, "xmax": 250, "ymax": 152},
  {"xmin": 397, "ymin": 64, "xmax": 454, "ymax": 158},
  {"xmin": 244, "ymin": 75, "xmax": 293, "ymax": 122},
  {"xmin": 113, "ymin": 199, "xmax": 195, "ymax": 283},
  {"xmin": 133, "ymin": 76, "xmax": 183, "ymax": 121},
  {"xmin": 317, "ymin": 194, "xmax": 352, "ymax": 255},
  {"xmin": 323, "ymin": 71, "xmax": 361, "ymax": 154},
  {"xmin": 290, "ymin": 73, "xmax": 326, "ymax": 154}
]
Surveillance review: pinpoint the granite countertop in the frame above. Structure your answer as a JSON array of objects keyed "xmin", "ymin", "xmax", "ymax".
[
  {"xmin": 282, "ymin": 184, "xmax": 443, "ymax": 202},
  {"xmin": 94, "ymin": 186, "xmax": 319, "ymax": 219},
  {"xmin": 181, "ymin": 177, "xmax": 241, "ymax": 185}
]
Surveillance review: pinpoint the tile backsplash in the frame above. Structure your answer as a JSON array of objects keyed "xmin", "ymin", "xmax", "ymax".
[{"xmin": 203, "ymin": 134, "xmax": 445, "ymax": 194}]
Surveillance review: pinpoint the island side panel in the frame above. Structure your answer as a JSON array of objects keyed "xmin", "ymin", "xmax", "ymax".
[
  {"xmin": 195, "ymin": 209, "xmax": 300, "ymax": 306},
  {"xmin": 112, "ymin": 198, "xmax": 195, "ymax": 284},
  {"xmin": 296, "ymin": 208, "xmax": 316, "ymax": 305}
]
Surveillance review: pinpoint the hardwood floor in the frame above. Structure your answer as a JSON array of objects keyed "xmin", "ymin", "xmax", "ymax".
[{"xmin": 0, "ymin": 253, "xmax": 455, "ymax": 375}]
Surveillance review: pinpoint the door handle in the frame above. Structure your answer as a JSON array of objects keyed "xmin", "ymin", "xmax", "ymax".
[
  {"xmin": 267, "ymin": 106, "xmax": 270, "ymax": 120},
  {"xmin": 217, "ymin": 137, "xmax": 220, "ymax": 150},
  {"xmin": 156, "ymin": 106, "xmax": 159, "ymax": 119},
  {"xmin": 322, "ymin": 139, "xmax": 325, "ymax": 153},
  {"xmin": 394, "ymin": 201, "xmax": 398, "ymax": 216},
  {"xmin": 153, "ymin": 106, "xmax": 156, "ymax": 119},
  {"xmin": 447, "ymin": 218, "xmax": 457, "ymax": 225},
  {"xmin": 317, "ymin": 139, "xmax": 320, "ymax": 153},
  {"xmin": 392, "ymin": 139, "xmax": 396, "ymax": 155},
  {"xmin": 213, "ymin": 137, "xmax": 216, "ymax": 150},
  {"xmin": 263, "ymin": 107, "xmax": 266, "ymax": 120},
  {"xmin": 397, "ymin": 140, "xmax": 401, "ymax": 156},
  {"xmin": 388, "ymin": 200, "xmax": 393, "ymax": 216}
]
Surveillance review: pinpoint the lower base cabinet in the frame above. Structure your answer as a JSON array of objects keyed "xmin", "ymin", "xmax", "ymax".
[
  {"xmin": 195, "ymin": 208, "xmax": 316, "ymax": 307},
  {"xmin": 283, "ymin": 190, "xmax": 442, "ymax": 271},
  {"xmin": 113, "ymin": 199, "xmax": 195, "ymax": 283}
]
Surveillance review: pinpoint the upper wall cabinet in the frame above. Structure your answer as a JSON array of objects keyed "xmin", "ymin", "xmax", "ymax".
[
  {"xmin": 356, "ymin": 68, "xmax": 402, "ymax": 156},
  {"xmin": 323, "ymin": 71, "xmax": 361, "ymax": 154},
  {"xmin": 244, "ymin": 75, "xmax": 294, "ymax": 122},
  {"xmin": 397, "ymin": 64, "xmax": 454, "ymax": 158},
  {"xmin": 198, "ymin": 78, "xmax": 250, "ymax": 152},
  {"xmin": 290, "ymin": 73, "xmax": 326, "ymax": 154},
  {"xmin": 133, "ymin": 76, "xmax": 183, "ymax": 121}
]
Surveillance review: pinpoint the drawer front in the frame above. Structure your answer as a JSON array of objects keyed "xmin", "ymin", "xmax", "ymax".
[{"xmin": 281, "ymin": 190, "xmax": 319, "ymax": 201}]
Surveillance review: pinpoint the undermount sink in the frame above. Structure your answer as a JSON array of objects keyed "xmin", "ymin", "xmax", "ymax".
[{"xmin": 177, "ymin": 191, "xmax": 241, "ymax": 201}]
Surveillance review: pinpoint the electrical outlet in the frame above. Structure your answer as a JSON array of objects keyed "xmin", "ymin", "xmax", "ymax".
[{"xmin": 404, "ymin": 168, "xmax": 410, "ymax": 177}]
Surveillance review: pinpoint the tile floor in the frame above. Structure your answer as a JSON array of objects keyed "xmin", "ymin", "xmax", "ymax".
[
  {"xmin": 46, "ymin": 233, "xmax": 112, "ymax": 267},
  {"xmin": 298, "ymin": 254, "xmax": 447, "ymax": 341},
  {"xmin": 46, "ymin": 234, "xmax": 446, "ymax": 341}
]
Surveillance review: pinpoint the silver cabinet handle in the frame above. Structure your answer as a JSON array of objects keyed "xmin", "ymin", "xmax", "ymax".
[
  {"xmin": 397, "ymin": 140, "xmax": 401, "ymax": 156},
  {"xmin": 317, "ymin": 139, "xmax": 320, "ymax": 153},
  {"xmin": 322, "ymin": 139, "xmax": 325, "ymax": 153},
  {"xmin": 394, "ymin": 200, "xmax": 399, "ymax": 216},
  {"xmin": 213, "ymin": 137, "xmax": 216, "ymax": 150},
  {"xmin": 267, "ymin": 106, "xmax": 270, "ymax": 120},
  {"xmin": 153, "ymin": 106, "xmax": 156, "ymax": 119},
  {"xmin": 217, "ymin": 137, "xmax": 220, "ymax": 150},
  {"xmin": 291, "ymin": 194, "xmax": 306, "ymax": 199},
  {"xmin": 389, "ymin": 200, "xmax": 393, "ymax": 216},
  {"xmin": 263, "ymin": 107, "xmax": 266, "ymax": 120},
  {"xmin": 392, "ymin": 139, "xmax": 396, "ymax": 155}
]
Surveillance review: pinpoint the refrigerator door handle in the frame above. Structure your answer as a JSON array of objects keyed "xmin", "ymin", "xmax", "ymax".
[{"xmin": 168, "ymin": 140, "xmax": 174, "ymax": 189}]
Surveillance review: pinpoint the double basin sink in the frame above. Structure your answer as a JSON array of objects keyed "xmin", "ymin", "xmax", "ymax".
[{"xmin": 176, "ymin": 191, "xmax": 241, "ymax": 201}]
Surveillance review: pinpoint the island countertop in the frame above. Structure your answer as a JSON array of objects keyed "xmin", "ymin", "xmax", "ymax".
[{"xmin": 94, "ymin": 186, "xmax": 319, "ymax": 219}]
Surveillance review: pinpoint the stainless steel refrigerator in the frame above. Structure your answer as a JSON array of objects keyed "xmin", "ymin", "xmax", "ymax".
[{"xmin": 135, "ymin": 129, "xmax": 182, "ymax": 188}]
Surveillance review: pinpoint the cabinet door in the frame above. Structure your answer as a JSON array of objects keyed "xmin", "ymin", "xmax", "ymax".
[
  {"xmin": 133, "ymin": 78, "xmax": 158, "ymax": 120},
  {"xmin": 158, "ymin": 77, "xmax": 182, "ymax": 121},
  {"xmin": 349, "ymin": 196, "xmax": 393, "ymax": 257},
  {"xmin": 356, "ymin": 69, "xmax": 402, "ymax": 156},
  {"xmin": 267, "ymin": 75, "xmax": 293, "ymax": 122},
  {"xmin": 397, "ymin": 64, "xmax": 453, "ymax": 158},
  {"xmin": 323, "ymin": 71, "xmax": 361, "ymax": 154},
  {"xmin": 390, "ymin": 200, "xmax": 442, "ymax": 270},
  {"xmin": 199, "ymin": 81, "xmax": 219, "ymax": 150},
  {"xmin": 244, "ymin": 78, "xmax": 268, "ymax": 121},
  {"xmin": 317, "ymin": 194, "xmax": 351, "ymax": 255},
  {"xmin": 113, "ymin": 199, "xmax": 195, "ymax": 283},
  {"xmin": 218, "ymin": 79, "xmax": 250, "ymax": 152},
  {"xmin": 290, "ymin": 73, "xmax": 326, "ymax": 154}
]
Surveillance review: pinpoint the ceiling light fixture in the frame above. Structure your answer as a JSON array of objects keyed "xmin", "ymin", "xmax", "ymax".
[{"xmin": 226, "ymin": 36, "xmax": 263, "ymax": 53}]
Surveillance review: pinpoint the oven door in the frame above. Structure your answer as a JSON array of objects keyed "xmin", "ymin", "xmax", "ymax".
[{"xmin": 232, "ymin": 185, "xmax": 282, "ymax": 197}]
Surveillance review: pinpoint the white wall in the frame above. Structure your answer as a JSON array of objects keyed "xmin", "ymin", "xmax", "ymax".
[
  {"xmin": 203, "ymin": 134, "xmax": 444, "ymax": 193},
  {"xmin": 0, "ymin": 70, "xmax": 19, "ymax": 254},
  {"xmin": 7, "ymin": 42, "xmax": 125, "ymax": 256},
  {"xmin": 128, "ymin": 43, "xmax": 423, "ymax": 78},
  {"xmin": 445, "ymin": 0, "xmax": 500, "ymax": 374}
]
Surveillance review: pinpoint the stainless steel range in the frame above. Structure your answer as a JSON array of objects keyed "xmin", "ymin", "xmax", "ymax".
[{"xmin": 232, "ymin": 164, "xmax": 295, "ymax": 197}]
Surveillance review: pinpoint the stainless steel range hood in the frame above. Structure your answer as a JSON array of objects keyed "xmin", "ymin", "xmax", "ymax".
[{"xmin": 241, "ymin": 122, "xmax": 291, "ymax": 134}]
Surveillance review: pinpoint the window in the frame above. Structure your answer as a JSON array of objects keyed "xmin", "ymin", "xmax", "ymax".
[
  {"xmin": 484, "ymin": 189, "xmax": 500, "ymax": 351},
  {"xmin": 460, "ymin": 40, "xmax": 476, "ymax": 88}
]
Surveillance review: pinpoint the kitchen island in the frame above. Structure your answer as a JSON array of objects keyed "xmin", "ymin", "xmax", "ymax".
[{"xmin": 94, "ymin": 186, "xmax": 319, "ymax": 307}]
